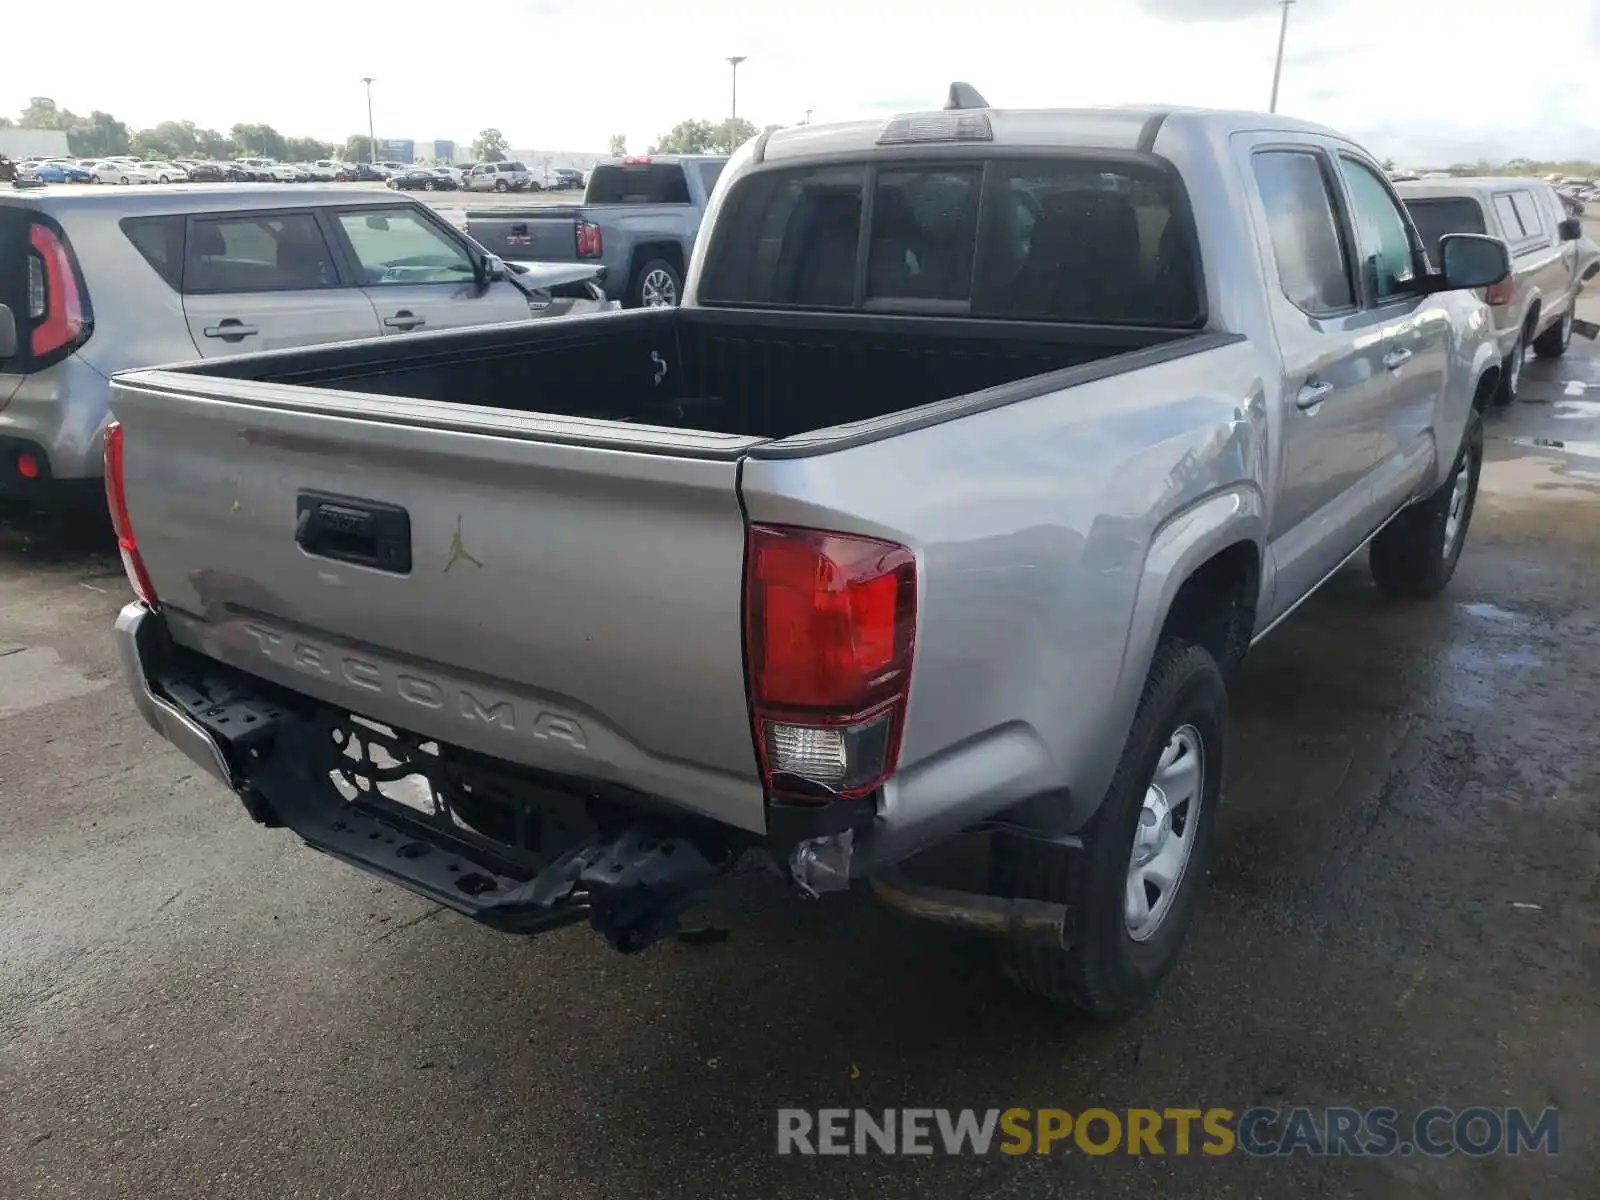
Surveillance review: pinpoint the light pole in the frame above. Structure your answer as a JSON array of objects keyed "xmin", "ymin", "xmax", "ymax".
[
  {"xmin": 1268, "ymin": 0, "xmax": 1295, "ymax": 114},
  {"xmin": 360, "ymin": 76, "xmax": 376, "ymax": 163},
  {"xmin": 804, "ymin": 108, "xmax": 814, "ymax": 126},
  {"xmin": 727, "ymin": 56, "xmax": 747, "ymax": 123}
]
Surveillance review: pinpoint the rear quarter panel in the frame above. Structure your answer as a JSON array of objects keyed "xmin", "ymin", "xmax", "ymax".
[{"xmin": 740, "ymin": 338, "xmax": 1272, "ymax": 865}]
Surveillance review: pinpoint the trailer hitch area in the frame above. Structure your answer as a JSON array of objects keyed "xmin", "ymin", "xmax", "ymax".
[{"xmin": 506, "ymin": 825, "xmax": 724, "ymax": 954}]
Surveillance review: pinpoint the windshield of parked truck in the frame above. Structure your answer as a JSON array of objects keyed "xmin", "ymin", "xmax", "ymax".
[
  {"xmin": 1402, "ymin": 197, "xmax": 1488, "ymax": 265},
  {"xmin": 698, "ymin": 156, "xmax": 1202, "ymax": 325}
]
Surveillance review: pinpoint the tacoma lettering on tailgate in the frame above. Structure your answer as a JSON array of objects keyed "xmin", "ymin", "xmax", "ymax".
[{"xmin": 243, "ymin": 624, "xmax": 589, "ymax": 750}]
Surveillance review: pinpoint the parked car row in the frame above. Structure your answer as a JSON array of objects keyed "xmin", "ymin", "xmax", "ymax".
[{"xmin": 0, "ymin": 184, "xmax": 618, "ymax": 495}]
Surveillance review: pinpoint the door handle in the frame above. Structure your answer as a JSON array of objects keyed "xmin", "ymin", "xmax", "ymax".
[
  {"xmin": 1382, "ymin": 348, "xmax": 1413, "ymax": 371},
  {"xmin": 383, "ymin": 311, "xmax": 426, "ymax": 330},
  {"xmin": 202, "ymin": 319, "xmax": 259, "ymax": 340},
  {"xmin": 1295, "ymin": 380, "xmax": 1335, "ymax": 410}
]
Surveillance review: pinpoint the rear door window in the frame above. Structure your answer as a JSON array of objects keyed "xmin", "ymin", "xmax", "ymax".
[
  {"xmin": 697, "ymin": 160, "xmax": 726, "ymax": 196},
  {"xmin": 1509, "ymin": 191, "xmax": 1545, "ymax": 242},
  {"xmin": 1493, "ymin": 194, "xmax": 1525, "ymax": 239},
  {"xmin": 183, "ymin": 212, "xmax": 340, "ymax": 293}
]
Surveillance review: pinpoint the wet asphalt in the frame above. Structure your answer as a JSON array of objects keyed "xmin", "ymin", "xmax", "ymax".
[{"xmin": 1, "ymin": 301, "xmax": 1597, "ymax": 1199}]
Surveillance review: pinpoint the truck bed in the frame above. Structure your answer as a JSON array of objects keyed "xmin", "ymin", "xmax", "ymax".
[{"xmin": 167, "ymin": 306, "xmax": 1203, "ymax": 444}]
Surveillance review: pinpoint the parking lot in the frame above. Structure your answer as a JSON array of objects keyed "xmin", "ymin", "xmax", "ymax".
[{"xmin": 3, "ymin": 174, "xmax": 1599, "ymax": 1199}]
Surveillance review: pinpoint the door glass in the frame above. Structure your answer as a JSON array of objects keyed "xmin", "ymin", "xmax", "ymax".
[
  {"xmin": 1337, "ymin": 156, "xmax": 1417, "ymax": 300},
  {"xmin": 1250, "ymin": 151, "xmax": 1355, "ymax": 315},
  {"xmin": 336, "ymin": 210, "xmax": 475, "ymax": 285},
  {"xmin": 1509, "ymin": 192, "xmax": 1544, "ymax": 238},
  {"xmin": 1494, "ymin": 194, "xmax": 1526, "ymax": 238},
  {"xmin": 184, "ymin": 212, "xmax": 338, "ymax": 293}
]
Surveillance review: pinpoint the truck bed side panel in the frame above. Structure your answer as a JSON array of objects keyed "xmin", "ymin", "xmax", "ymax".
[{"xmin": 739, "ymin": 336, "xmax": 1270, "ymax": 864}]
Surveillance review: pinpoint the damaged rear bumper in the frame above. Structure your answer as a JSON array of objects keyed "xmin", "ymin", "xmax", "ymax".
[{"xmin": 115, "ymin": 603, "xmax": 872, "ymax": 951}]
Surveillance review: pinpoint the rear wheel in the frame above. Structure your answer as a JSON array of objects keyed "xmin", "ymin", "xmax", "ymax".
[
  {"xmin": 1533, "ymin": 307, "xmax": 1574, "ymax": 358},
  {"xmin": 1370, "ymin": 411, "xmax": 1482, "ymax": 599},
  {"xmin": 118, "ymin": 175, "xmax": 130, "ymax": 186},
  {"xmin": 630, "ymin": 258, "xmax": 682, "ymax": 308},
  {"xmin": 991, "ymin": 640, "xmax": 1226, "ymax": 1015}
]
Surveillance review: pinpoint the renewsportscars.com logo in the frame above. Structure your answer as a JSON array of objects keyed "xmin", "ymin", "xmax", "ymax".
[{"xmin": 775, "ymin": 1107, "xmax": 1559, "ymax": 1158}]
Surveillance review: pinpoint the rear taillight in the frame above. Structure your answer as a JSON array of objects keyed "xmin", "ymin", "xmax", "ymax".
[
  {"xmin": 576, "ymin": 220, "xmax": 603, "ymax": 258},
  {"xmin": 102, "ymin": 422, "xmax": 160, "ymax": 609},
  {"xmin": 27, "ymin": 223, "xmax": 88, "ymax": 358},
  {"xmin": 744, "ymin": 525, "xmax": 917, "ymax": 801},
  {"xmin": 1485, "ymin": 278, "xmax": 1514, "ymax": 307}
]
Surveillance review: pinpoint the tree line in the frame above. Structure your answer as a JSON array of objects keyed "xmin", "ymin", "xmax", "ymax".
[{"xmin": 2, "ymin": 96, "xmax": 777, "ymax": 164}]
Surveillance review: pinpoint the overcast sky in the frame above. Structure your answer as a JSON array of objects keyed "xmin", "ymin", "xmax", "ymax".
[{"xmin": 6, "ymin": 0, "xmax": 1598, "ymax": 164}]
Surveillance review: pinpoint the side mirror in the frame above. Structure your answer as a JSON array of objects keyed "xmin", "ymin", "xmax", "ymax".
[
  {"xmin": 1438, "ymin": 233, "xmax": 1510, "ymax": 291},
  {"xmin": 479, "ymin": 254, "xmax": 506, "ymax": 284},
  {"xmin": 1559, "ymin": 217, "xmax": 1582, "ymax": 242},
  {"xmin": 0, "ymin": 303, "xmax": 15, "ymax": 360},
  {"xmin": 365, "ymin": 215, "xmax": 390, "ymax": 231}
]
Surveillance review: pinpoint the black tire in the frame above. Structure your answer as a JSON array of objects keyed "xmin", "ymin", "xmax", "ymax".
[
  {"xmin": 628, "ymin": 258, "xmax": 683, "ymax": 308},
  {"xmin": 1493, "ymin": 337, "xmax": 1524, "ymax": 407},
  {"xmin": 1532, "ymin": 306, "xmax": 1574, "ymax": 359},
  {"xmin": 494, "ymin": 179, "xmax": 508, "ymax": 193},
  {"xmin": 1370, "ymin": 411, "xmax": 1482, "ymax": 599},
  {"xmin": 992, "ymin": 640, "xmax": 1227, "ymax": 1016},
  {"xmin": 423, "ymin": 179, "xmax": 435, "ymax": 191}
]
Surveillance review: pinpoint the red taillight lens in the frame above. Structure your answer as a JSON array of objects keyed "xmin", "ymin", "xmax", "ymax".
[
  {"xmin": 745, "ymin": 525, "xmax": 916, "ymax": 800},
  {"xmin": 102, "ymin": 422, "xmax": 160, "ymax": 609},
  {"xmin": 576, "ymin": 220, "xmax": 602, "ymax": 258},
  {"xmin": 1484, "ymin": 278, "xmax": 1514, "ymax": 307},
  {"xmin": 28, "ymin": 223, "xmax": 88, "ymax": 358}
]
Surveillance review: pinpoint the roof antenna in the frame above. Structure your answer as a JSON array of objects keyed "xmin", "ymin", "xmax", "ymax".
[{"xmin": 945, "ymin": 82, "xmax": 989, "ymax": 110}]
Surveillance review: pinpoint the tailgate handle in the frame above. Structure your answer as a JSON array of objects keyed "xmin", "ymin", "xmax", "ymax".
[{"xmin": 295, "ymin": 492, "xmax": 412, "ymax": 574}]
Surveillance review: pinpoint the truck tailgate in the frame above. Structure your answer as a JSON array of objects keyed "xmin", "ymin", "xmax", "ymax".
[
  {"xmin": 110, "ymin": 372, "xmax": 769, "ymax": 833},
  {"xmin": 465, "ymin": 207, "xmax": 582, "ymax": 260}
]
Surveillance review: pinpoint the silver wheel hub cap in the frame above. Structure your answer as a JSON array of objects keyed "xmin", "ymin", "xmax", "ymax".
[
  {"xmin": 641, "ymin": 269, "xmax": 677, "ymax": 307},
  {"xmin": 1125, "ymin": 724, "xmax": 1203, "ymax": 942}
]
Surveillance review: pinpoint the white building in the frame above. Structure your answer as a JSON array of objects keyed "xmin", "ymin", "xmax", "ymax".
[{"xmin": 0, "ymin": 129, "xmax": 71, "ymax": 159}]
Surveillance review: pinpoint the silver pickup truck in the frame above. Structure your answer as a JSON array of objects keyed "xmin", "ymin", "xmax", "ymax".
[{"xmin": 107, "ymin": 93, "xmax": 1511, "ymax": 1014}]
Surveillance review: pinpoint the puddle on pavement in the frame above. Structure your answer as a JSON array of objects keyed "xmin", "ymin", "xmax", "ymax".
[
  {"xmin": 1480, "ymin": 450, "xmax": 1600, "ymax": 501},
  {"xmin": 1460, "ymin": 601, "xmax": 1526, "ymax": 624}
]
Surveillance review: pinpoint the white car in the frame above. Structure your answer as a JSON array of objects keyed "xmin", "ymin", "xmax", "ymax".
[
  {"xmin": 431, "ymin": 166, "xmax": 465, "ymax": 184},
  {"xmin": 85, "ymin": 160, "xmax": 154, "ymax": 185},
  {"xmin": 139, "ymin": 161, "xmax": 188, "ymax": 184},
  {"xmin": 309, "ymin": 160, "xmax": 345, "ymax": 181},
  {"xmin": 374, "ymin": 161, "xmax": 408, "ymax": 178}
]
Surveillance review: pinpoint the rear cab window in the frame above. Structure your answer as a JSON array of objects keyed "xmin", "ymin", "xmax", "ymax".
[
  {"xmin": 587, "ymin": 162, "xmax": 693, "ymax": 205},
  {"xmin": 1400, "ymin": 196, "xmax": 1486, "ymax": 267},
  {"xmin": 698, "ymin": 156, "xmax": 1203, "ymax": 325}
]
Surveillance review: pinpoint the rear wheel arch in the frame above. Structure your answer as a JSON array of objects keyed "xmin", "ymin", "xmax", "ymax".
[
  {"xmin": 1156, "ymin": 539, "xmax": 1261, "ymax": 679},
  {"xmin": 628, "ymin": 240, "xmax": 686, "ymax": 282}
]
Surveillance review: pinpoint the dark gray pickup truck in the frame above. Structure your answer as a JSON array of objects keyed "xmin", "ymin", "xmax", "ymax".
[{"xmin": 464, "ymin": 155, "xmax": 727, "ymax": 308}]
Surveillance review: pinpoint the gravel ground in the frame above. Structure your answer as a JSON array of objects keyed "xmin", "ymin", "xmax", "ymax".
[{"xmin": 0, "ymin": 299, "xmax": 1596, "ymax": 1199}]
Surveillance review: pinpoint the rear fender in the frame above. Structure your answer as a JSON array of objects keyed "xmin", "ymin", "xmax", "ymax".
[{"xmin": 1062, "ymin": 485, "xmax": 1265, "ymax": 830}]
